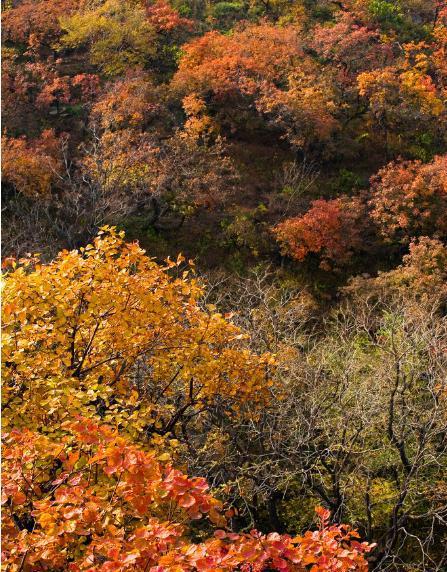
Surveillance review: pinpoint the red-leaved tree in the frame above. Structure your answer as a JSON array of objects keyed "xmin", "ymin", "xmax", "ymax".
[{"xmin": 273, "ymin": 196, "xmax": 367, "ymax": 269}]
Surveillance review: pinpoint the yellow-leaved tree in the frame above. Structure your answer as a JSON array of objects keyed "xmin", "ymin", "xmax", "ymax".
[{"xmin": 2, "ymin": 227, "xmax": 274, "ymax": 441}]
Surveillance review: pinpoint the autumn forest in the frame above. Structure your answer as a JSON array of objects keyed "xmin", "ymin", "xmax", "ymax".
[{"xmin": 1, "ymin": 0, "xmax": 447, "ymax": 570}]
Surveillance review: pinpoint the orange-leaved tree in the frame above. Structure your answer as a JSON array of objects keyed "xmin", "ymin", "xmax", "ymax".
[
  {"xmin": 369, "ymin": 154, "xmax": 447, "ymax": 243},
  {"xmin": 173, "ymin": 23, "xmax": 338, "ymax": 148},
  {"xmin": 2, "ymin": 418, "xmax": 374, "ymax": 571},
  {"xmin": 311, "ymin": 11, "xmax": 392, "ymax": 81},
  {"xmin": 1, "ymin": 130, "xmax": 65, "ymax": 197},
  {"xmin": 84, "ymin": 68, "xmax": 237, "ymax": 219},
  {"xmin": 1, "ymin": 0, "xmax": 79, "ymax": 49}
]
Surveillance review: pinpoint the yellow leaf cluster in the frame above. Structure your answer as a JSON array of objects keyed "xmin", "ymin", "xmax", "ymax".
[{"xmin": 2, "ymin": 227, "xmax": 273, "ymax": 441}]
